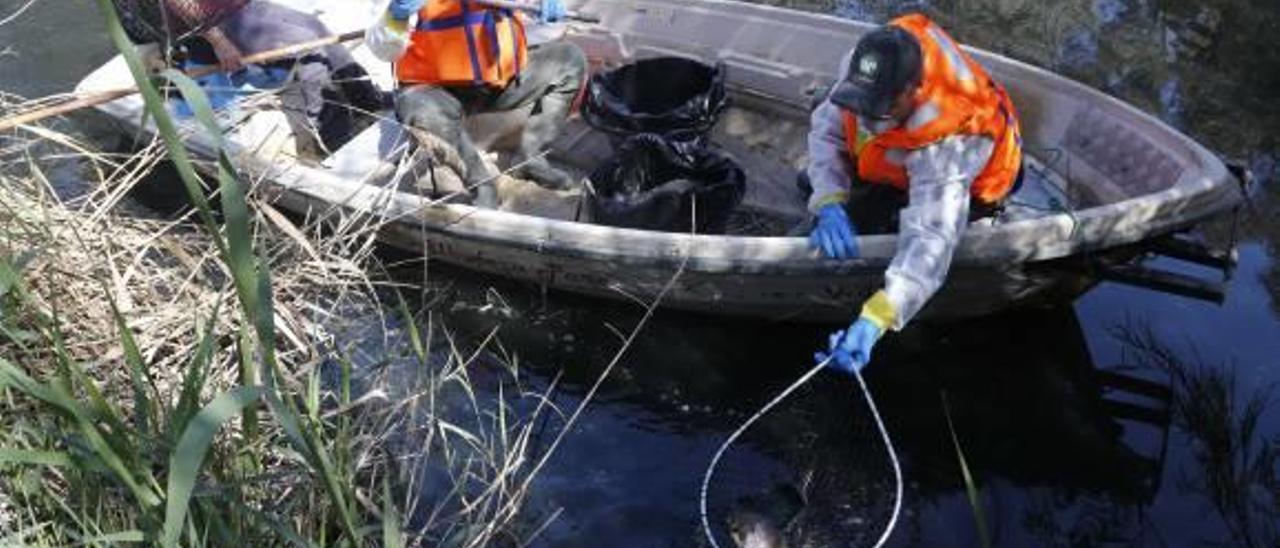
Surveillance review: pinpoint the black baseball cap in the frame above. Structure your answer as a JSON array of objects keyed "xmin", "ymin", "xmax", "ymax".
[{"xmin": 829, "ymin": 25, "xmax": 923, "ymax": 119}]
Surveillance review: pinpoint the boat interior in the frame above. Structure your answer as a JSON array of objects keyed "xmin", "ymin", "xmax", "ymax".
[{"xmin": 121, "ymin": 0, "xmax": 1203, "ymax": 239}]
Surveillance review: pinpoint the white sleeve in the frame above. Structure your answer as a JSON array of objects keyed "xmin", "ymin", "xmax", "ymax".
[
  {"xmin": 881, "ymin": 135, "xmax": 995, "ymax": 329},
  {"xmin": 805, "ymin": 52, "xmax": 857, "ymax": 213},
  {"xmin": 366, "ymin": 6, "xmax": 412, "ymax": 62}
]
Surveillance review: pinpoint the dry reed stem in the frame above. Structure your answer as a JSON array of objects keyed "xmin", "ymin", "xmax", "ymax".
[{"xmin": 1, "ymin": 89, "xmax": 577, "ymax": 544}]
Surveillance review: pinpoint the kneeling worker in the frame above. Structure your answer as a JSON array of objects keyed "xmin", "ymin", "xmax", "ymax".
[
  {"xmin": 117, "ymin": 0, "xmax": 390, "ymax": 158},
  {"xmin": 808, "ymin": 13, "xmax": 1023, "ymax": 372},
  {"xmin": 366, "ymin": 0, "xmax": 588, "ymax": 207}
]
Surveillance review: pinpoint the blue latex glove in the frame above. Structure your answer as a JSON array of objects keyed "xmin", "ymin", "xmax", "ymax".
[
  {"xmin": 809, "ymin": 203, "xmax": 859, "ymax": 259},
  {"xmin": 387, "ymin": 0, "xmax": 425, "ymax": 21},
  {"xmin": 540, "ymin": 0, "xmax": 567, "ymax": 23},
  {"xmin": 814, "ymin": 318, "xmax": 882, "ymax": 374}
]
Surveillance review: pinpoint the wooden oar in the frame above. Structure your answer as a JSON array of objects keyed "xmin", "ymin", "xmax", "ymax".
[{"xmin": 0, "ymin": 1, "xmax": 599, "ymax": 132}]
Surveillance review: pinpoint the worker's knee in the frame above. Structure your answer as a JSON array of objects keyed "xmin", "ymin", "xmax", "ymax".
[
  {"xmin": 291, "ymin": 61, "xmax": 332, "ymax": 115},
  {"xmin": 561, "ymin": 42, "xmax": 588, "ymax": 79},
  {"xmin": 396, "ymin": 85, "xmax": 464, "ymax": 138},
  {"xmin": 534, "ymin": 42, "xmax": 588, "ymax": 88}
]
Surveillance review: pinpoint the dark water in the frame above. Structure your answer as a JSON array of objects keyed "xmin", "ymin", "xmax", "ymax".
[{"xmin": 4, "ymin": 0, "xmax": 1280, "ymax": 546}]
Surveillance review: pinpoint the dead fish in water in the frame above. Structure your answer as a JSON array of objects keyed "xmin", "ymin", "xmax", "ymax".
[
  {"xmin": 728, "ymin": 508, "xmax": 788, "ymax": 548},
  {"xmin": 726, "ymin": 483, "xmax": 805, "ymax": 548}
]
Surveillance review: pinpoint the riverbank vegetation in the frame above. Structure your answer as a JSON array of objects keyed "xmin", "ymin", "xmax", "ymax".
[{"xmin": 0, "ymin": 10, "xmax": 566, "ymax": 546}]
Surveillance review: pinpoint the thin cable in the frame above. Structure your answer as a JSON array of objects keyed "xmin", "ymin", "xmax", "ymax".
[
  {"xmin": 851, "ymin": 362, "xmax": 903, "ymax": 548},
  {"xmin": 700, "ymin": 360, "xmax": 903, "ymax": 548},
  {"xmin": 0, "ymin": 0, "xmax": 40, "ymax": 27}
]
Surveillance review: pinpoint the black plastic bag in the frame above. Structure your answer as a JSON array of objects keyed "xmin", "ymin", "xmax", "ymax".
[
  {"xmin": 581, "ymin": 57, "xmax": 728, "ymax": 152},
  {"xmin": 587, "ymin": 135, "xmax": 745, "ymax": 234}
]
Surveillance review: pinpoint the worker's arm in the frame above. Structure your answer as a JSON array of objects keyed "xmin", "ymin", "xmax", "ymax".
[
  {"xmin": 162, "ymin": 0, "xmax": 216, "ymax": 34},
  {"xmin": 820, "ymin": 134, "xmax": 996, "ymax": 374},
  {"xmin": 367, "ymin": 0, "xmax": 425, "ymax": 62},
  {"xmin": 805, "ymin": 52, "xmax": 857, "ymax": 214},
  {"xmin": 125, "ymin": 1, "xmax": 240, "ymax": 71},
  {"xmin": 876, "ymin": 134, "xmax": 995, "ymax": 329},
  {"xmin": 201, "ymin": 26, "xmax": 244, "ymax": 72},
  {"xmin": 137, "ymin": 0, "xmax": 244, "ymax": 71}
]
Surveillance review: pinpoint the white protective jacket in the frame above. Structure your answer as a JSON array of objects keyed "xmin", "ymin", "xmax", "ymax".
[{"xmin": 806, "ymin": 50, "xmax": 996, "ymax": 330}]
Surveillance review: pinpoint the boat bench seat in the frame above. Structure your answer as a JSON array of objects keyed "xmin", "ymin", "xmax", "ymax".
[{"xmin": 1064, "ymin": 108, "xmax": 1187, "ymax": 202}]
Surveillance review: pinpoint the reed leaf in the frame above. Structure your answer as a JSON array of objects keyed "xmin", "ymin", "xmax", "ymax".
[
  {"xmin": 942, "ymin": 390, "xmax": 992, "ymax": 548},
  {"xmin": 171, "ymin": 301, "xmax": 224, "ymax": 443},
  {"xmin": 162, "ymin": 386, "xmax": 265, "ymax": 548},
  {"xmin": 107, "ymin": 296, "xmax": 156, "ymax": 435},
  {"xmin": 0, "ymin": 449, "xmax": 74, "ymax": 468}
]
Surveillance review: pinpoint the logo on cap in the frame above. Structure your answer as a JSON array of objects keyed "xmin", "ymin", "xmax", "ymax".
[{"xmin": 858, "ymin": 54, "xmax": 880, "ymax": 78}]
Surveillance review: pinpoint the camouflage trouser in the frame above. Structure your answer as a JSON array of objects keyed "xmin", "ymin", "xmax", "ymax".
[
  {"xmin": 274, "ymin": 47, "xmax": 388, "ymax": 159},
  {"xmin": 395, "ymin": 41, "xmax": 588, "ymax": 206}
]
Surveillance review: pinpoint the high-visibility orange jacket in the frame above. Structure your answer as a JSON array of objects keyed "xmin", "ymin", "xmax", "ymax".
[
  {"xmin": 841, "ymin": 13, "xmax": 1022, "ymax": 205},
  {"xmin": 397, "ymin": 0, "xmax": 528, "ymax": 88}
]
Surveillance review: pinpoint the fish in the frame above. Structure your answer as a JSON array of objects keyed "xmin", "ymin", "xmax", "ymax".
[
  {"xmin": 728, "ymin": 508, "xmax": 789, "ymax": 548},
  {"xmin": 726, "ymin": 483, "xmax": 806, "ymax": 548}
]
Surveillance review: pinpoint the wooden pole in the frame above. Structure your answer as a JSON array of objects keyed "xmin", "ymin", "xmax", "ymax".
[
  {"xmin": 0, "ymin": 1, "xmax": 598, "ymax": 132},
  {"xmin": 0, "ymin": 29, "xmax": 365, "ymax": 132}
]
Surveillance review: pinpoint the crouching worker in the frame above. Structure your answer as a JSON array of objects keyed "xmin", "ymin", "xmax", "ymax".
[
  {"xmin": 365, "ymin": 0, "xmax": 588, "ymax": 208},
  {"xmin": 808, "ymin": 13, "xmax": 1023, "ymax": 373},
  {"xmin": 116, "ymin": 0, "xmax": 390, "ymax": 158}
]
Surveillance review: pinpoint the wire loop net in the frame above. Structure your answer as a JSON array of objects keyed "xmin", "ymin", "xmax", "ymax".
[{"xmin": 700, "ymin": 362, "xmax": 903, "ymax": 548}]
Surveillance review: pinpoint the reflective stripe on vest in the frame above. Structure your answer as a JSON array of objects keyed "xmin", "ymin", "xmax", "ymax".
[
  {"xmin": 839, "ymin": 13, "xmax": 1023, "ymax": 205},
  {"xmin": 397, "ymin": 0, "xmax": 527, "ymax": 88}
]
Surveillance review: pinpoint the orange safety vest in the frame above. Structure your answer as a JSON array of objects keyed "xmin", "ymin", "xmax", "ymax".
[
  {"xmin": 841, "ymin": 13, "xmax": 1022, "ymax": 206},
  {"xmin": 396, "ymin": 0, "xmax": 528, "ymax": 88}
]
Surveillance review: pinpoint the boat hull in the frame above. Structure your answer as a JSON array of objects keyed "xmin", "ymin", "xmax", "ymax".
[{"xmin": 73, "ymin": 0, "xmax": 1243, "ymax": 323}]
